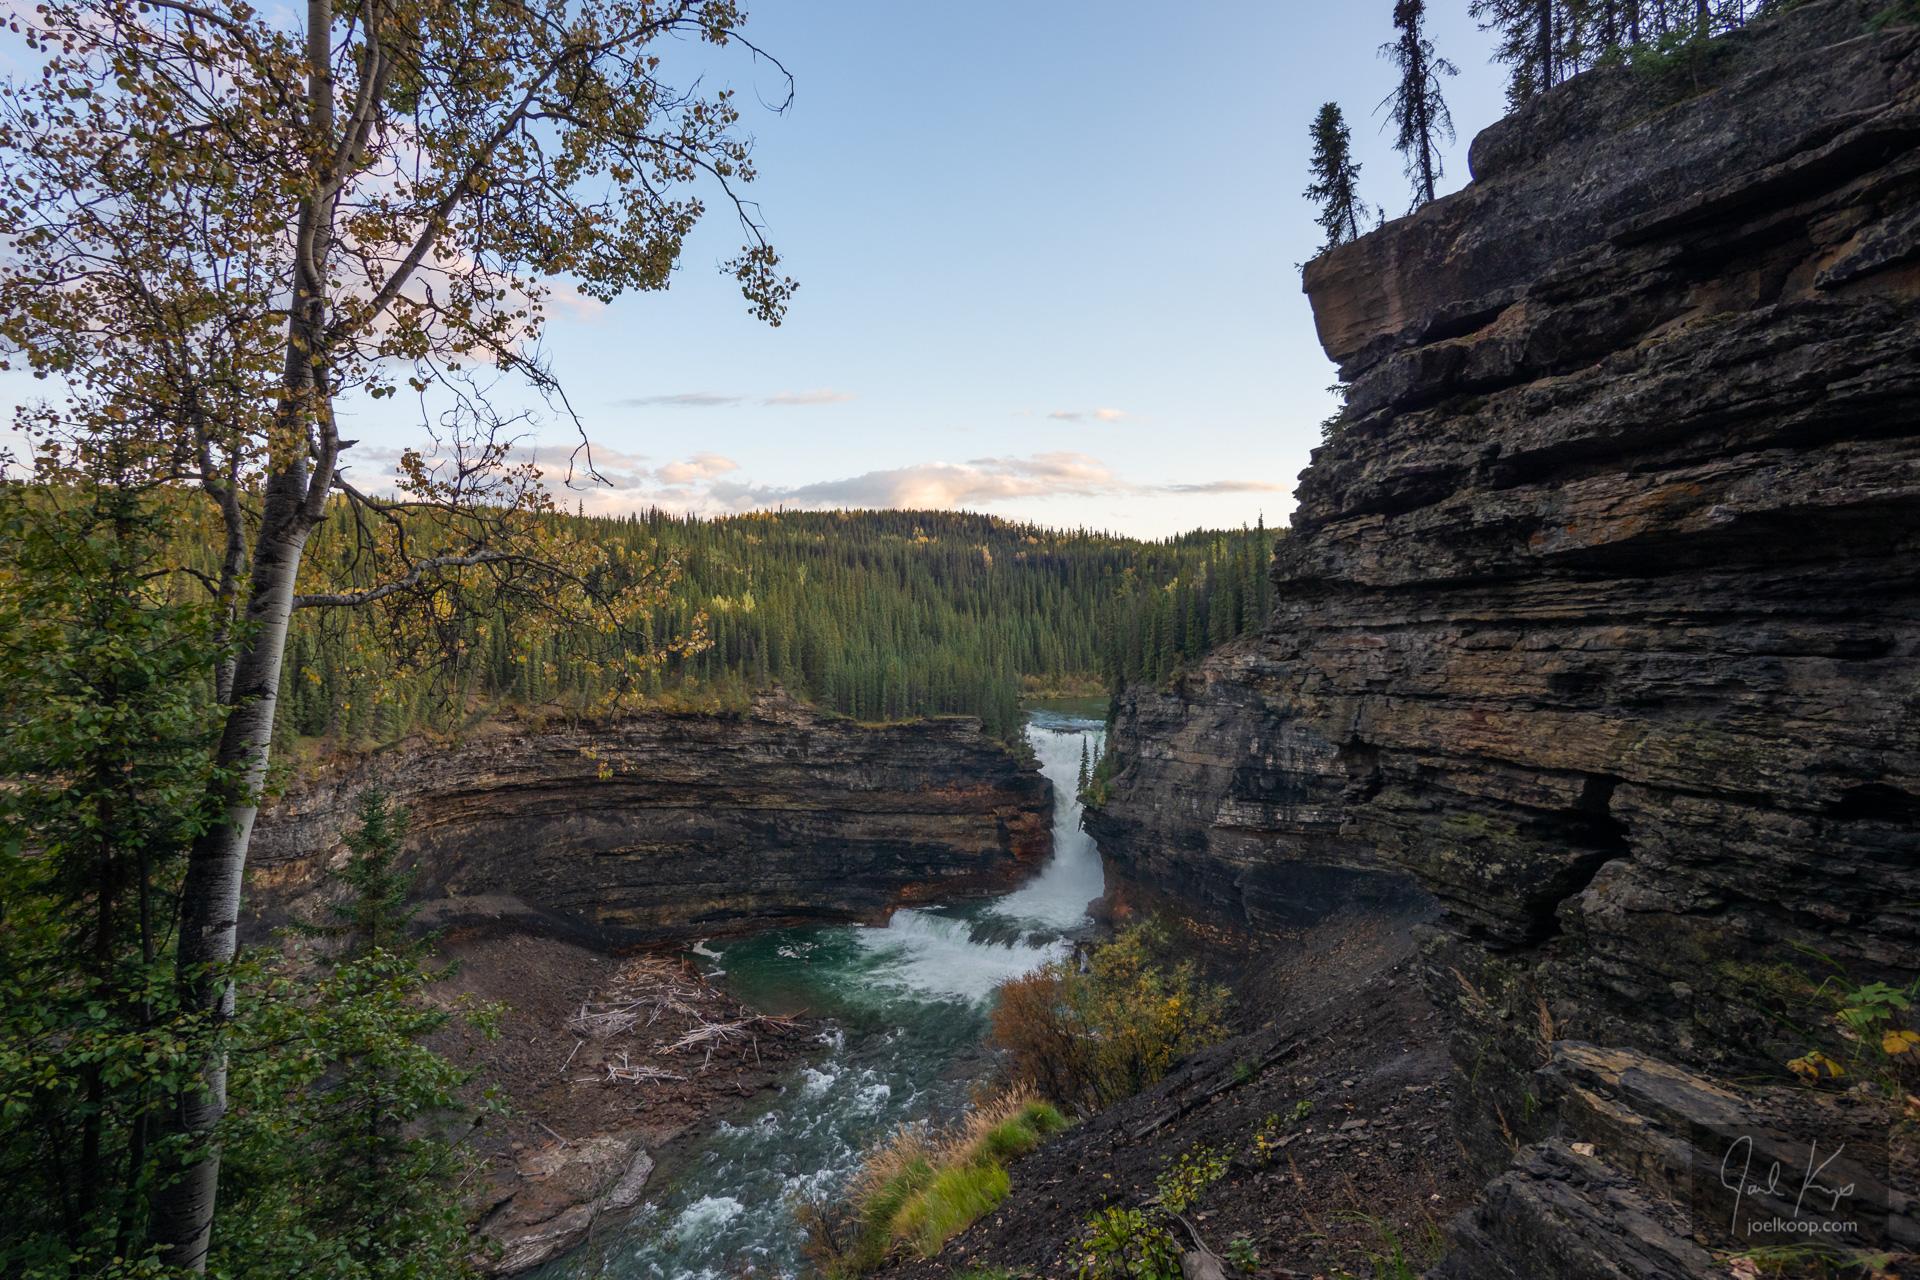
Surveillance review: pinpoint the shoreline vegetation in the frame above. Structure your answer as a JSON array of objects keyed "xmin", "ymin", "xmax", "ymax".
[{"xmin": 798, "ymin": 924, "xmax": 1232, "ymax": 1278}]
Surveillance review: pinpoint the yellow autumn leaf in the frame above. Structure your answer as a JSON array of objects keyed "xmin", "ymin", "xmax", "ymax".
[
  {"xmin": 1882, "ymin": 1029, "xmax": 1920, "ymax": 1056},
  {"xmin": 1787, "ymin": 1051, "xmax": 1846, "ymax": 1082}
]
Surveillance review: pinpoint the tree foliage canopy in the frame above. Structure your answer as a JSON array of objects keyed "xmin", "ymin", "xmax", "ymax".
[{"xmin": 1304, "ymin": 102, "xmax": 1369, "ymax": 252}]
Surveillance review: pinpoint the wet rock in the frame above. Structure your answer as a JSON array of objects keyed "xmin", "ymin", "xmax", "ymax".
[{"xmin": 481, "ymin": 1134, "xmax": 653, "ymax": 1274}]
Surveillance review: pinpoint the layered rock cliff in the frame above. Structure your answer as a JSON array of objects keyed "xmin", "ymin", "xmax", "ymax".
[
  {"xmin": 249, "ymin": 692, "xmax": 1051, "ymax": 944},
  {"xmin": 1090, "ymin": 2, "xmax": 1919, "ymax": 1270}
]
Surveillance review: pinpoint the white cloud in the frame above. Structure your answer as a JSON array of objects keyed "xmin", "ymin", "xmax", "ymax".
[
  {"xmin": 1161, "ymin": 479, "xmax": 1286, "ymax": 494},
  {"xmin": 1047, "ymin": 407, "xmax": 1130, "ymax": 423},
  {"xmin": 654, "ymin": 452, "xmax": 741, "ymax": 485},
  {"xmin": 612, "ymin": 388, "xmax": 858, "ymax": 409},
  {"xmin": 525, "ymin": 442, "xmax": 1283, "ymax": 521},
  {"xmin": 763, "ymin": 388, "xmax": 855, "ymax": 406},
  {"xmin": 616, "ymin": 392, "xmax": 745, "ymax": 408},
  {"xmin": 712, "ymin": 452, "xmax": 1122, "ymax": 510}
]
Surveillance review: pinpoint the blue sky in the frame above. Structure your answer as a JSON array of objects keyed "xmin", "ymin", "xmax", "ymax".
[{"xmin": 5, "ymin": 1, "xmax": 1512, "ymax": 539}]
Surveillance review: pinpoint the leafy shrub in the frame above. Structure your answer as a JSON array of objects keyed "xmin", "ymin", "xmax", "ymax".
[
  {"xmin": 990, "ymin": 921, "xmax": 1230, "ymax": 1113},
  {"xmin": 1074, "ymin": 1144, "xmax": 1234, "ymax": 1280},
  {"xmin": 1252, "ymin": 1099, "xmax": 1314, "ymax": 1163},
  {"xmin": 1154, "ymin": 1144, "xmax": 1228, "ymax": 1214},
  {"xmin": 1076, "ymin": 1206, "xmax": 1181, "ymax": 1280},
  {"xmin": 1742, "ymin": 946, "xmax": 1920, "ymax": 1099}
]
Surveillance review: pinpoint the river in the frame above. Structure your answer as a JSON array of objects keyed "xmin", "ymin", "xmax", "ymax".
[{"xmin": 541, "ymin": 707, "xmax": 1107, "ymax": 1280}]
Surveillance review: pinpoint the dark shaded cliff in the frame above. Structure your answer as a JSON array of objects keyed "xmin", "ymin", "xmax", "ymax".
[
  {"xmin": 1090, "ymin": 2, "xmax": 1918, "ymax": 1272},
  {"xmin": 249, "ymin": 692, "xmax": 1051, "ymax": 945}
]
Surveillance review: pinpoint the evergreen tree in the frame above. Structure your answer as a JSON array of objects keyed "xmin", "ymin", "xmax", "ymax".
[
  {"xmin": 1078, "ymin": 738, "xmax": 1092, "ymax": 793},
  {"xmin": 1472, "ymin": 0, "xmax": 1559, "ymax": 105},
  {"xmin": 218, "ymin": 792, "xmax": 496, "ymax": 1280},
  {"xmin": 1381, "ymin": 0, "xmax": 1459, "ymax": 208},
  {"xmin": 1304, "ymin": 103, "xmax": 1370, "ymax": 251},
  {"xmin": 0, "ymin": 454, "xmax": 224, "ymax": 1277},
  {"xmin": 331, "ymin": 791, "xmax": 416, "ymax": 955}
]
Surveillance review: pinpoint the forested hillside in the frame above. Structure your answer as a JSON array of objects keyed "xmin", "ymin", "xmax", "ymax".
[{"xmin": 280, "ymin": 508, "xmax": 1277, "ymax": 744}]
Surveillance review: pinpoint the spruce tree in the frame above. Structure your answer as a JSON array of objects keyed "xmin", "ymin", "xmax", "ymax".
[
  {"xmin": 0, "ymin": 454, "xmax": 224, "ymax": 1274},
  {"xmin": 1304, "ymin": 103, "xmax": 1370, "ymax": 251},
  {"xmin": 1381, "ymin": 0, "xmax": 1459, "ymax": 208},
  {"xmin": 219, "ymin": 792, "xmax": 493, "ymax": 1279},
  {"xmin": 332, "ymin": 790, "xmax": 416, "ymax": 955},
  {"xmin": 1472, "ymin": 0, "xmax": 1559, "ymax": 105}
]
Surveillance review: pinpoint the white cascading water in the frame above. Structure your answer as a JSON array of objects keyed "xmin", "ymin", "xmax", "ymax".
[{"xmin": 542, "ymin": 709, "xmax": 1105, "ymax": 1280}]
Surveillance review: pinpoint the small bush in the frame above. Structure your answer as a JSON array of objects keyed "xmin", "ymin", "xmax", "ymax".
[
  {"xmin": 1076, "ymin": 1206, "xmax": 1182, "ymax": 1280},
  {"xmin": 1073, "ymin": 1143, "xmax": 1236, "ymax": 1280},
  {"xmin": 990, "ymin": 921, "xmax": 1231, "ymax": 1113},
  {"xmin": 1154, "ymin": 1144, "xmax": 1228, "ymax": 1214},
  {"xmin": 1252, "ymin": 1099, "xmax": 1315, "ymax": 1163}
]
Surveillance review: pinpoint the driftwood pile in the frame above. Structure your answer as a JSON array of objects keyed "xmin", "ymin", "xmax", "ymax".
[
  {"xmin": 565, "ymin": 956, "xmax": 706, "ymax": 1039},
  {"xmin": 563, "ymin": 954, "xmax": 799, "ymax": 1083}
]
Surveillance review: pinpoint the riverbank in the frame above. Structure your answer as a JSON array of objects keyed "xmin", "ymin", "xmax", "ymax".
[
  {"xmin": 871, "ymin": 904, "xmax": 1481, "ymax": 1279},
  {"xmin": 427, "ymin": 931, "xmax": 819, "ymax": 1273}
]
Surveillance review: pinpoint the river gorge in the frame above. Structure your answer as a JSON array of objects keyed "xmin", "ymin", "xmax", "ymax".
[{"xmin": 532, "ymin": 708, "xmax": 1105, "ymax": 1279}]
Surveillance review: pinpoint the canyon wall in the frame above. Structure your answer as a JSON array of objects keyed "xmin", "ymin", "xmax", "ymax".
[
  {"xmin": 1090, "ymin": 2, "xmax": 1918, "ymax": 1271},
  {"xmin": 249, "ymin": 692, "xmax": 1051, "ymax": 945}
]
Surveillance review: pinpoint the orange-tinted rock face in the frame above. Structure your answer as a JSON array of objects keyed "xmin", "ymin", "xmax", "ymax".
[
  {"xmin": 248, "ymin": 693, "xmax": 1051, "ymax": 945},
  {"xmin": 1092, "ymin": 2, "xmax": 1919, "ymax": 1272}
]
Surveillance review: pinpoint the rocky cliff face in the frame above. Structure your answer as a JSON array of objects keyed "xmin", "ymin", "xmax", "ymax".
[
  {"xmin": 1090, "ymin": 2, "xmax": 1918, "ymax": 1270},
  {"xmin": 249, "ymin": 693, "xmax": 1051, "ymax": 945}
]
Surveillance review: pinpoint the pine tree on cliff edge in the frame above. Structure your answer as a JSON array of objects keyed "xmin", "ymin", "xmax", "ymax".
[
  {"xmin": 1305, "ymin": 103, "xmax": 1369, "ymax": 252},
  {"xmin": 1472, "ymin": 0, "xmax": 1558, "ymax": 106},
  {"xmin": 1381, "ymin": 0, "xmax": 1458, "ymax": 209}
]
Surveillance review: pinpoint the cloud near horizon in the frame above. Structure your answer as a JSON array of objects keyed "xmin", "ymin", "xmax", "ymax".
[
  {"xmin": 1046, "ymin": 407, "xmax": 1129, "ymax": 423},
  {"xmin": 763, "ymin": 388, "xmax": 856, "ymax": 406},
  {"xmin": 534, "ymin": 449, "xmax": 1283, "ymax": 518},
  {"xmin": 615, "ymin": 392, "xmax": 744, "ymax": 408},
  {"xmin": 711, "ymin": 452, "xmax": 1123, "ymax": 510},
  {"xmin": 614, "ymin": 388, "xmax": 857, "ymax": 409},
  {"xmin": 352, "ymin": 439, "xmax": 1280, "ymax": 523},
  {"xmin": 654, "ymin": 452, "xmax": 742, "ymax": 485}
]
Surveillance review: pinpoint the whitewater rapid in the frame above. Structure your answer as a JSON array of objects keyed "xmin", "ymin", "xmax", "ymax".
[{"xmin": 541, "ymin": 709, "xmax": 1105, "ymax": 1280}]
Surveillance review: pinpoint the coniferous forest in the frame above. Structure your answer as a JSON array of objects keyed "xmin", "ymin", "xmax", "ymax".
[{"xmin": 280, "ymin": 507, "xmax": 1279, "ymax": 746}]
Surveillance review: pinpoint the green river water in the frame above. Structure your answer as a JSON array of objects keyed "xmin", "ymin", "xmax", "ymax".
[{"xmin": 542, "ymin": 708, "xmax": 1107, "ymax": 1280}]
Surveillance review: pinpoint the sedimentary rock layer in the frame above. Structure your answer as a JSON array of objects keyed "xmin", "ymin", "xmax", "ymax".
[
  {"xmin": 249, "ymin": 693, "xmax": 1051, "ymax": 945},
  {"xmin": 1091, "ymin": 2, "xmax": 1919, "ymax": 1270}
]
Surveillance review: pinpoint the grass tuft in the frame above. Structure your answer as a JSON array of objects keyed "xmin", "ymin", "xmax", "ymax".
[
  {"xmin": 894, "ymin": 1161, "xmax": 1011, "ymax": 1257},
  {"xmin": 798, "ymin": 1090, "xmax": 1068, "ymax": 1275}
]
